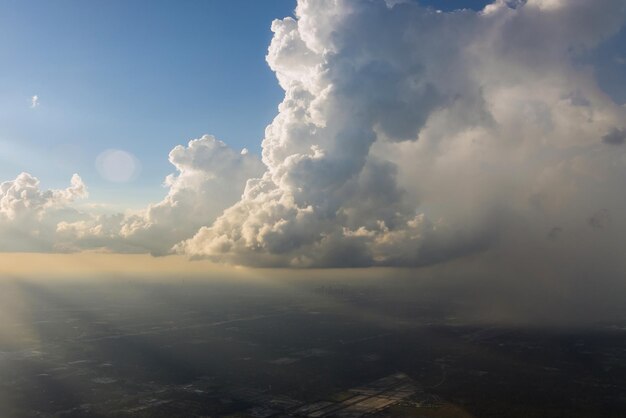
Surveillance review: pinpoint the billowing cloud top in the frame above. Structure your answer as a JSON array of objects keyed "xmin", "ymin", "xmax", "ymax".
[
  {"xmin": 56, "ymin": 135, "xmax": 264, "ymax": 255},
  {"xmin": 177, "ymin": 0, "xmax": 626, "ymax": 267},
  {"xmin": 4, "ymin": 0, "xmax": 626, "ymax": 270},
  {"xmin": 0, "ymin": 172, "xmax": 86, "ymax": 252}
]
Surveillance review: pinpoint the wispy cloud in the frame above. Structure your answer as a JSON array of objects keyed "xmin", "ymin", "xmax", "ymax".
[{"xmin": 30, "ymin": 95, "xmax": 40, "ymax": 108}]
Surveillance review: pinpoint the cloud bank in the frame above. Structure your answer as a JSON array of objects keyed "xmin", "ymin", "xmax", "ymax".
[{"xmin": 3, "ymin": 0, "xmax": 626, "ymax": 272}]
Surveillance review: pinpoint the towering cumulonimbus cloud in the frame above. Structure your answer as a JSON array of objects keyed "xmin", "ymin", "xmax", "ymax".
[{"xmin": 175, "ymin": 0, "xmax": 626, "ymax": 267}]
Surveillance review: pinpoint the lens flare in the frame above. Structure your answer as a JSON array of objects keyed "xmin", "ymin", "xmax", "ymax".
[{"xmin": 95, "ymin": 149, "xmax": 140, "ymax": 183}]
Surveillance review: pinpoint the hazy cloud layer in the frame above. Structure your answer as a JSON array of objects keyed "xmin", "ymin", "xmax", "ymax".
[{"xmin": 2, "ymin": 0, "xmax": 626, "ymax": 272}]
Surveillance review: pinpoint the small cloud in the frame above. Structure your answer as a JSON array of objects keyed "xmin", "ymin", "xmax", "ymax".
[
  {"xmin": 30, "ymin": 95, "xmax": 40, "ymax": 108},
  {"xmin": 615, "ymin": 55, "xmax": 626, "ymax": 65},
  {"xmin": 602, "ymin": 128, "xmax": 626, "ymax": 145},
  {"xmin": 240, "ymin": 148, "xmax": 249, "ymax": 155}
]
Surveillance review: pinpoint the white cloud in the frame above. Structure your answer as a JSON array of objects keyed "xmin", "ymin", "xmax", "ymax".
[
  {"xmin": 30, "ymin": 95, "xmax": 39, "ymax": 108},
  {"xmin": 0, "ymin": 173, "xmax": 87, "ymax": 251},
  {"xmin": 175, "ymin": 0, "xmax": 626, "ymax": 267},
  {"xmin": 57, "ymin": 135, "xmax": 265, "ymax": 255}
]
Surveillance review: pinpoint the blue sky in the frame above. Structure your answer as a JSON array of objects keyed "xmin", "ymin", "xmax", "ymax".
[
  {"xmin": 0, "ymin": 0, "xmax": 295, "ymax": 206},
  {"xmin": 1, "ymin": 0, "xmax": 623, "ymax": 208}
]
